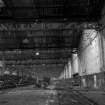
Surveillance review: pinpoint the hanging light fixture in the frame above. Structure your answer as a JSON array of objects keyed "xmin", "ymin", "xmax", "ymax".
[
  {"xmin": 23, "ymin": 38, "xmax": 29, "ymax": 44},
  {"xmin": 12, "ymin": 72, "xmax": 17, "ymax": 76},
  {"xmin": 4, "ymin": 70, "xmax": 10, "ymax": 75},
  {"xmin": 35, "ymin": 51, "xmax": 40, "ymax": 56}
]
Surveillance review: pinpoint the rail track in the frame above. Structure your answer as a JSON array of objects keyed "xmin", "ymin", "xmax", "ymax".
[{"xmin": 55, "ymin": 88, "xmax": 99, "ymax": 105}]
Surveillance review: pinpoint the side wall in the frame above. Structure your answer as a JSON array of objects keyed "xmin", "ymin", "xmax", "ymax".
[{"xmin": 79, "ymin": 29, "xmax": 102, "ymax": 76}]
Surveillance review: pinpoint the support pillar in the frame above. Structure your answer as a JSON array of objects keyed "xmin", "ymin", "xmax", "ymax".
[
  {"xmin": 94, "ymin": 75, "xmax": 97, "ymax": 88},
  {"xmin": 68, "ymin": 60, "xmax": 72, "ymax": 78}
]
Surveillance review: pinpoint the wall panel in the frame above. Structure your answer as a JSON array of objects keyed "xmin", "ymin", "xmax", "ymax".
[{"xmin": 79, "ymin": 29, "xmax": 102, "ymax": 76}]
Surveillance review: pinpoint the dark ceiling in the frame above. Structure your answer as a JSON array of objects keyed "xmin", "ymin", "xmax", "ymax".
[
  {"xmin": 0, "ymin": 0, "xmax": 104, "ymax": 68},
  {"xmin": 0, "ymin": 0, "xmax": 104, "ymax": 22},
  {"xmin": 0, "ymin": 22, "xmax": 81, "ymax": 49}
]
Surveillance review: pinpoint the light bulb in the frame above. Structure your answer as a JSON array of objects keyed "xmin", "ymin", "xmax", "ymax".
[{"xmin": 36, "ymin": 52, "xmax": 39, "ymax": 56}]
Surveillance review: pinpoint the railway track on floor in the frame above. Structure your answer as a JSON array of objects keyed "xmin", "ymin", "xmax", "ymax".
[{"xmin": 55, "ymin": 88, "xmax": 99, "ymax": 105}]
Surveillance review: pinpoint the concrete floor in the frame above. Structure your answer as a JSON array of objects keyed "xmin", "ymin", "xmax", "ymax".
[
  {"xmin": 0, "ymin": 85, "xmax": 104, "ymax": 105},
  {"xmin": 0, "ymin": 86, "xmax": 57, "ymax": 105},
  {"xmin": 79, "ymin": 90, "xmax": 105, "ymax": 105}
]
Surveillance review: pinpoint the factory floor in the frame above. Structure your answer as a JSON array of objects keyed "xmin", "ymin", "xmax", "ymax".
[
  {"xmin": 78, "ymin": 89, "xmax": 105, "ymax": 105},
  {"xmin": 0, "ymin": 85, "xmax": 105, "ymax": 105},
  {"xmin": 0, "ymin": 85, "xmax": 58, "ymax": 105}
]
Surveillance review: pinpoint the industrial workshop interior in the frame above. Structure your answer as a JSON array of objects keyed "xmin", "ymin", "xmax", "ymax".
[{"xmin": 0, "ymin": 0, "xmax": 105, "ymax": 105}]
